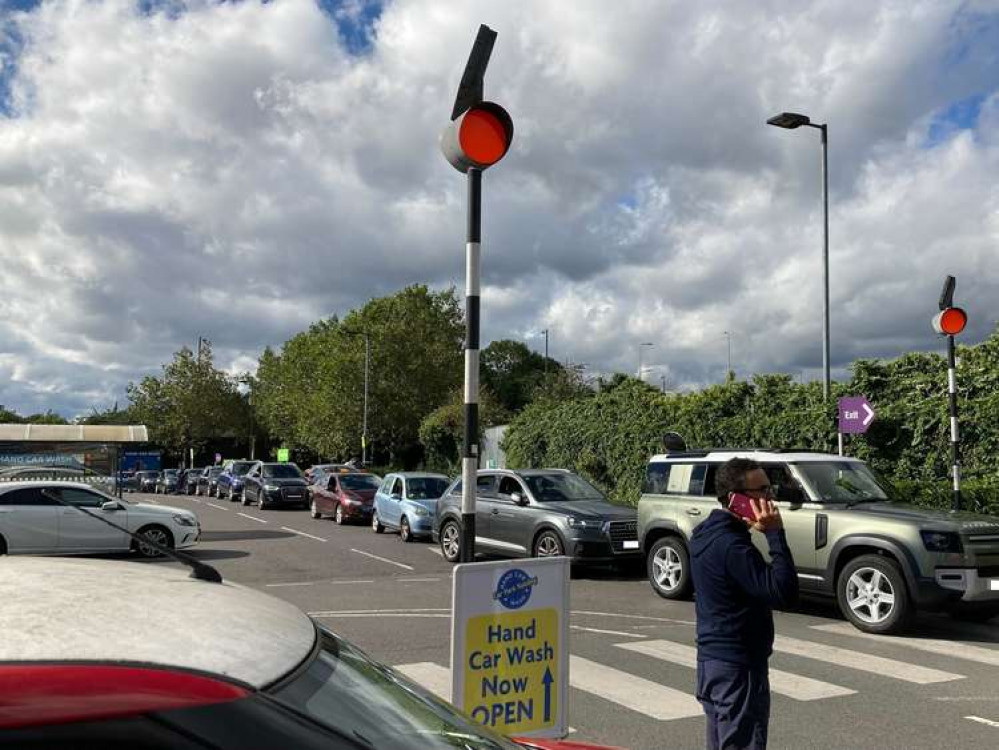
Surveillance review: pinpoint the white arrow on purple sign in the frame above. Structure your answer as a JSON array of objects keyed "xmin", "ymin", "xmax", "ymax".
[{"xmin": 839, "ymin": 396, "xmax": 875, "ymax": 434}]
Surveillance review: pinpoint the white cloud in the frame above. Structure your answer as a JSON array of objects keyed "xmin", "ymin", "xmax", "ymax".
[{"xmin": 0, "ymin": 0, "xmax": 997, "ymax": 417}]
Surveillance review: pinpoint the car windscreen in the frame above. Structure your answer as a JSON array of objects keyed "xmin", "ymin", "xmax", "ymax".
[
  {"xmin": 270, "ymin": 629, "xmax": 520, "ymax": 750},
  {"xmin": 163, "ymin": 470, "xmax": 179, "ymax": 478},
  {"xmin": 406, "ymin": 478, "xmax": 449, "ymax": 499},
  {"xmin": 263, "ymin": 464, "xmax": 302, "ymax": 479},
  {"xmin": 793, "ymin": 461, "xmax": 889, "ymax": 503},
  {"xmin": 208, "ymin": 467, "xmax": 224, "ymax": 477},
  {"xmin": 523, "ymin": 473, "xmax": 605, "ymax": 502},
  {"xmin": 232, "ymin": 462, "xmax": 256, "ymax": 475},
  {"xmin": 339, "ymin": 474, "xmax": 380, "ymax": 491}
]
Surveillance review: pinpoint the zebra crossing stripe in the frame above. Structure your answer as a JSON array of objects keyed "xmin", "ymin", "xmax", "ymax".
[
  {"xmin": 569, "ymin": 655, "xmax": 703, "ymax": 721},
  {"xmin": 616, "ymin": 640, "xmax": 854, "ymax": 701},
  {"xmin": 773, "ymin": 635, "xmax": 963, "ymax": 684},
  {"xmin": 395, "ymin": 662, "xmax": 451, "ymax": 701},
  {"xmin": 812, "ymin": 623, "xmax": 999, "ymax": 667}
]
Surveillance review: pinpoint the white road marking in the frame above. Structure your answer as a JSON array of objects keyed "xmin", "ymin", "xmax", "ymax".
[
  {"xmin": 350, "ymin": 548, "xmax": 415, "ymax": 570},
  {"xmin": 282, "ymin": 526, "xmax": 328, "ymax": 542},
  {"xmin": 428, "ymin": 547, "xmax": 443, "ymax": 557},
  {"xmin": 144, "ymin": 499, "xmax": 160, "ymax": 504},
  {"xmin": 395, "ymin": 662, "xmax": 452, "ymax": 701},
  {"xmin": 773, "ymin": 634, "xmax": 964, "ymax": 684},
  {"xmin": 264, "ymin": 581, "xmax": 316, "ymax": 587},
  {"xmin": 570, "ymin": 625, "xmax": 647, "ymax": 639},
  {"xmin": 238, "ymin": 512, "xmax": 267, "ymax": 524},
  {"xmin": 206, "ymin": 502, "xmax": 228, "ymax": 511},
  {"xmin": 191, "ymin": 498, "xmax": 202, "ymax": 504},
  {"xmin": 813, "ymin": 623, "xmax": 999, "ymax": 667},
  {"xmin": 571, "ymin": 610, "xmax": 696, "ymax": 626},
  {"xmin": 396, "ymin": 577, "xmax": 441, "ymax": 583},
  {"xmin": 965, "ymin": 715, "xmax": 999, "ymax": 728},
  {"xmin": 617, "ymin": 640, "xmax": 855, "ymax": 701},
  {"xmin": 569, "ymin": 655, "xmax": 703, "ymax": 721}
]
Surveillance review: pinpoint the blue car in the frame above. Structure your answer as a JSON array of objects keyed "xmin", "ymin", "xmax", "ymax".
[
  {"xmin": 217, "ymin": 460, "xmax": 257, "ymax": 502},
  {"xmin": 372, "ymin": 472, "xmax": 451, "ymax": 542}
]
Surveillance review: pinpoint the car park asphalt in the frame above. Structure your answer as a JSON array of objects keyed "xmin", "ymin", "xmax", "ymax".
[{"xmin": 133, "ymin": 491, "xmax": 999, "ymax": 750}]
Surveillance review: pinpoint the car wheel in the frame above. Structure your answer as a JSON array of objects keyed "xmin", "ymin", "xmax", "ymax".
[
  {"xmin": 134, "ymin": 525, "xmax": 174, "ymax": 558},
  {"xmin": 310, "ymin": 499, "xmax": 321, "ymax": 519},
  {"xmin": 372, "ymin": 512, "xmax": 385, "ymax": 533},
  {"xmin": 533, "ymin": 529, "xmax": 564, "ymax": 558},
  {"xmin": 837, "ymin": 554, "xmax": 912, "ymax": 634},
  {"xmin": 241, "ymin": 489, "xmax": 251, "ymax": 506},
  {"xmin": 0, "ymin": 535, "xmax": 7, "ymax": 555},
  {"xmin": 335, "ymin": 504, "xmax": 345, "ymax": 525},
  {"xmin": 400, "ymin": 516, "xmax": 413, "ymax": 543},
  {"xmin": 648, "ymin": 537, "xmax": 693, "ymax": 600},
  {"xmin": 440, "ymin": 520, "xmax": 461, "ymax": 563}
]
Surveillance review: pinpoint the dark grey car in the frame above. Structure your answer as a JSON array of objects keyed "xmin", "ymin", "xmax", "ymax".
[{"xmin": 433, "ymin": 469, "xmax": 639, "ymax": 564}]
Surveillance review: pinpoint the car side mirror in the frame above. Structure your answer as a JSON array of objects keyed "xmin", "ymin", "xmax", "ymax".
[
  {"xmin": 776, "ymin": 483, "xmax": 805, "ymax": 506},
  {"xmin": 101, "ymin": 500, "xmax": 122, "ymax": 511},
  {"xmin": 511, "ymin": 492, "xmax": 529, "ymax": 506},
  {"xmin": 391, "ymin": 491, "xmax": 402, "ymax": 500}
]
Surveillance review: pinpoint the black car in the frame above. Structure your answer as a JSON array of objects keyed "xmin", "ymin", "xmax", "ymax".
[
  {"xmin": 197, "ymin": 466, "xmax": 225, "ymax": 497},
  {"xmin": 154, "ymin": 469, "xmax": 180, "ymax": 495},
  {"xmin": 433, "ymin": 469, "xmax": 640, "ymax": 564},
  {"xmin": 136, "ymin": 471, "xmax": 160, "ymax": 493},
  {"xmin": 242, "ymin": 462, "xmax": 308, "ymax": 509},
  {"xmin": 182, "ymin": 468, "xmax": 204, "ymax": 495}
]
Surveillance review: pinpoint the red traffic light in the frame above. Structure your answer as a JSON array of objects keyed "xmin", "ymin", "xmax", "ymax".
[
  {"xmin": 441, "ymin": 102, "xmax": 513, "ymax": 173},
  {"xmin": 932, "ymin": 307, "xmax": 967, "ymax": 336}
]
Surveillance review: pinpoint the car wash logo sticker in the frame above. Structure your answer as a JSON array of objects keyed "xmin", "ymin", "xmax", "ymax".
[{"xmin": 493, "ymin": 568, "xmax": 538, "ymax": 610}]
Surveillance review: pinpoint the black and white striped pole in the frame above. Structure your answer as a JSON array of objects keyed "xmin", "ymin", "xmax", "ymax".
[
  {"xmin": 441, "ymin": 25, "xmax": 514, "ymax": 563},
  {"xmin": 932, "ymin": 275, "xmax": 968, "ymax": 512}
]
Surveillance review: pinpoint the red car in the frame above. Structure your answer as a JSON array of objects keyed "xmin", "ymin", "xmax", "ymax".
[{"xmin": 310, "ymin": 471, "xmax": 381, "ymax": 524}]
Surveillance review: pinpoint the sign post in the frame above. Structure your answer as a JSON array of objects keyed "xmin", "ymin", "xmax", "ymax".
[
  {"xmin": 441, "ymin": 25, "xmax": 514, "ymax": 563},
  {"xmin": 451, "ymin": 558, "xmax": 569, "ymax": 739},
  {"xmin": 837, "ymin": 395, "xmax": 875, "ymax": 455},
  {"xmin": 932, "ymin": 275, "xmax": 968, "ymax": 511}
]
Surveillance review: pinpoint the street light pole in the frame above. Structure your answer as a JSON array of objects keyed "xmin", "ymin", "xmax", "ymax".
[
  {"xmin": 342, "ymin": 329, "xmax": 370, "ymax": 465},
  {"xmin": 767, "ymin": 111, "xmax": 831, "ymax": 401},
  {"xmin": 723, "ymin": 331, "xmax": 732, "ymax": 380},
  {"xmin": 637, "ymin": 342, "xmax": 654, "ymax": 381}
]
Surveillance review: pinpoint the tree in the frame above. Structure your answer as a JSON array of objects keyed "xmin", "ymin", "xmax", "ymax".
[
  {"xmin": 418, "ymin": 387, "xmax": 511, "ymax": 474},
  {"xmin": 481, "ymin": 339, "xmax": 560, "ymax": 413},
  {"xmin": 128, "ymin": 342, "xmax": 251, "ymax": 463}
]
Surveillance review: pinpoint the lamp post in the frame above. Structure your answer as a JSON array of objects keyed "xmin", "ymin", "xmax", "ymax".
[
  {"xmin": 342, "ymin": 329, "xmax": 370, "ymax": 466},
  {"xmin": 767, "ymin": 111, "xmax": 830, "ymax": 401},
  {"xmin": 723, "ymin": 331, "xmax": 732, "ymax": 380},
  {"xmin": 637, "ymin": 342, "xmax": 654, "ymax": 381}
]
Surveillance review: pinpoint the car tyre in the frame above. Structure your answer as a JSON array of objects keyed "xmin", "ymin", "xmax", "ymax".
[
  {"xmin": 241, "ymin": 489, "xmax": 251, "ymax": 506},
  {"xmin": 440, "ymin": 519, "xmax": 461, "ymax": 563},
  {"xmin": 310, "ymin": 499, "xmax": 321, "ymax": 519},
  {"xmin": 134, "ymin": 525, "xmax": 174, "ymax": 559},
  {"xmin": 0, "ymin": 534, "xmax": 7, "ymax": 555},
  {"xmin": 648, "ymin": 537, "xmax": 693, "ymax": 600},
  {"xmin": 837, "ymin": 554, "xmax": 912, "ymax": 634},
  {"xmin": 372, "ymin": 511, "xmax": 385, "ymax": 533},
  {"xmin": 335, "ymin": 504, "xmax": 345, "ymax": 525},
  {"xmin": 533, "ymin": 529, "xmax": 564, "ymax": 558},
  {"xmin": 400, "ymin": 516, "xmax": 413, "ymax": 543}
]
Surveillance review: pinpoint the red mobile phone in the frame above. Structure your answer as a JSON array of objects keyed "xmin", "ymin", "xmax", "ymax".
[{"xmin": 728, "ymin": 492, "xmax": 759, "ymax": 522}]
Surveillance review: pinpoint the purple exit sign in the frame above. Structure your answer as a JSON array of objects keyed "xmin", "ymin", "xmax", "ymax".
[{"xmin": 839, "ymin": 396, "xmax": 875, "ymax": 434}]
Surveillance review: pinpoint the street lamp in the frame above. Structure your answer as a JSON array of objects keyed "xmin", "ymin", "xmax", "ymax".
[
  {"xmin": 539, "ymin": 328, "xmax": 549, "ymax": 377},
  {"xmin": 342, "ymin": 329, "xmax": 370, "ymax": 466},
  {"xmin": 637, "ymin": 342, "xmax": 654, "ymax": 380},
  {"xmin": 723, "ymin": 331, "xmax": 732, "ymax": 380},
  {"xmin": 767, "ymin": 111, "xmax": 831, "ymax": 401}
]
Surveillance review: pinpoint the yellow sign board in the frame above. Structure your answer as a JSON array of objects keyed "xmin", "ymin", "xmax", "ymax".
[{"xmin": 451, "ymin": 557, "xmax": 569, "ymax": 738}]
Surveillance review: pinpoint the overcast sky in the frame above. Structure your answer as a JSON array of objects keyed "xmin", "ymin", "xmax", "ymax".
[{"xmin": 1, "ymin": 0, "xmax": 997, "ymax": 417}]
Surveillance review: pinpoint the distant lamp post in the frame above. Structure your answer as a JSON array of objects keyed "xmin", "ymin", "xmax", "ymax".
[
  {"xmin": 767, "ymin": 111, "xmax": 831, "ymax": 401},
  {"xmin": 723, "ymin": 331, "xmax": 733, "ymax": 381},
  {"xmin": 539, "ymin": 328, "xmax": 549, "ymax": 377},
  {"xmin": 637, "ymin": 342, "xmax": 654, "ymax": 380},
  {"xmin": 342, "ymin": 330, "xmax": 370, "ymax": 465}
]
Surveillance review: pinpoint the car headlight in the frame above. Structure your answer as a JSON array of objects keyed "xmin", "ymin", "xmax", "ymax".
[
  {"xmin": 173, "ymin": 514, "xmax": 197, "ymax": 527},
  {"xmin": 264, "ymin": 484, "xmax": 279, "ymax": 491},
  {"xmin": 343, "ymin": 498, "xmax": 362, "ymax": 505},
  {"xmin": 411, "ymin": 505, "xmax": 429, "ymax": 517},
  {"xmin": 567, "ymin": 516, "xmax": 597, "ymax": 529},
  {"xmin": 921, "ymin": 530, "xmax": 962, "ymax": 553}
]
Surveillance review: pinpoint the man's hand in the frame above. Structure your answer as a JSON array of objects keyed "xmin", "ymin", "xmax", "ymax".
[{"xmin": 746, "ymin": 498, "xmax": 783, "ymax": 533}]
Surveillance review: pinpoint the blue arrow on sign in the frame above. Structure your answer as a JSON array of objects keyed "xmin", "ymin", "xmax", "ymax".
[{"xmin": 542, "ymin": 667, "xmax": 554, "ymax": 722}]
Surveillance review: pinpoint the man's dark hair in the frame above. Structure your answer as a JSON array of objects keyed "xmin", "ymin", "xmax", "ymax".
[{"xmin": 715, "ymin": 457, "xmax": 761, "ymax": 505}]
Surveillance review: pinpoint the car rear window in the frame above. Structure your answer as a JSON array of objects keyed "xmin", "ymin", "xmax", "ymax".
[
  {"xmin": 406, "ymin": 478, "xmax": 448, "ymax": 499},
  {"xmin": 263, "ymin": 465, "xmax": 303, "ymax": 479}
]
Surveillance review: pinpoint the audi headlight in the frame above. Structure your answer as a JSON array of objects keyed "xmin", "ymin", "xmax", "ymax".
[
  {"xmin": 567, "ymin": 516, "xmax": 596, "ymax": 529},
  {"xmin": 411, "ymin": 505, "xmax": 429, "ymax": 517},
  {"xmin": 173, "ymin": 514, "xmax": 197, "ymax": 527},
  {"xmin": 264, "ymin": 484, "xmax": 279, "ymax": 491},
  {"xmin": 921, "ymin": 530, "xmax": 963, "ymax": 553}
]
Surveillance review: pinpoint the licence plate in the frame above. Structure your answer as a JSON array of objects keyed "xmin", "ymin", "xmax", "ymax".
[
  {"xmin": 991, "ymin": 579, "xmax": 999, "ymax": 591},
  {"xmin": 622, "ymin": 540, "xmax": 639, "ymax": 550}
]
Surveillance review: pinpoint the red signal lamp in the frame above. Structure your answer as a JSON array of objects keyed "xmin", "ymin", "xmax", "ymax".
[
  {"xmin": 932, "ymin": 307, "xmax": 967, "ymax": 336},
  {"xmin": 441, "ymin": 102, "xmax": 513, "ymax": 173}
]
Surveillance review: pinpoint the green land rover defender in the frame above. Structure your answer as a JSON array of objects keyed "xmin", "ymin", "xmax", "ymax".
[{"xmin": 638, "ymin": 450, "xmax": 999, "ymax": 634}]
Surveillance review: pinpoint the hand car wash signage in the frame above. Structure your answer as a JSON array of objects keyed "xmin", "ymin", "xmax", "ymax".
[{"xmin": 451, "ymin": 557, "xmax": 569, "ymax": 738}]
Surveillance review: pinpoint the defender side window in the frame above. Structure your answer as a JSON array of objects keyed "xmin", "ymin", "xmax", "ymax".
[{"xmin": 643, "ymin": 463, "xmax": 671, "ymax": 494}]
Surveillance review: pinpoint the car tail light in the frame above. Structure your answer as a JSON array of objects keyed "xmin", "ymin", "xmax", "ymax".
[{"xmin": 0, "ymin": 664, "xmax": 250, "ymax": 729}]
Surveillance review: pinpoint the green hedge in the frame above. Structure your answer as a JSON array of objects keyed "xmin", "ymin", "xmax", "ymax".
[{"xmin": 503, "ymin": 328, "xmax": 999, "ymax": 508}]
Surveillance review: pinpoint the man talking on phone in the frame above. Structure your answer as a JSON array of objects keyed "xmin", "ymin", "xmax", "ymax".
[{"xmin": 689, "ymin": 457, "xmax": 799, "ymax": 750}]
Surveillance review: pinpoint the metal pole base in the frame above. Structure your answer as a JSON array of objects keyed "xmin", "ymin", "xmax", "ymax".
[{"xmin": 460, "ymin": 513, "xmax": 476, "ymax": 563}]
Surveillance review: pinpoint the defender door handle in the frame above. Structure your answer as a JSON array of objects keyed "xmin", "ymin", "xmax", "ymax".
[{"xmin": 686, "ymin": 508, "xmax": 701, "ymax": 516}]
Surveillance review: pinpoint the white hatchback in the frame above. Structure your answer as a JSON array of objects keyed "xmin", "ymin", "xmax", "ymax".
[{"xmin": 0, "ymin": 481, "xmax": 200, "ymax": 557}]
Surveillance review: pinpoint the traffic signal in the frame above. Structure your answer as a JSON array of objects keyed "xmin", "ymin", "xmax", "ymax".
[
  {"xmin": 932, "ymin": 306, "xmax": 967, "ymax": 336},
  {"xmin": 440, "ymin": 101, "xmax": 513, "ymax": 173}
]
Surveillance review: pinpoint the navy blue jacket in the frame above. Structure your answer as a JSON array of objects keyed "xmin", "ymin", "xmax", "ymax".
[{"xmin": 690, "ymin": 508, "xmax": 799, "ymax": 667}]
